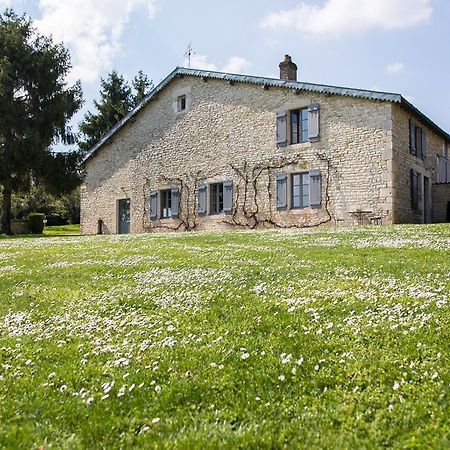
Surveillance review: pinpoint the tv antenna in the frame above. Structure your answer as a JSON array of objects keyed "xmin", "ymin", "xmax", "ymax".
[{"xmin": 184, "ymin": 42, "xmax": 194, "ymax": 68}]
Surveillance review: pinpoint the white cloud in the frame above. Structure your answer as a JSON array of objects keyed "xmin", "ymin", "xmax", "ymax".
[
  {"xmin": 185, "ymin": 54, "xmax": 218, "ymax": 71},
  {"xmin": 35, "ymin": 0, "xmax": 157, "ymax": 83},
  {"xmin": 386, "ymin": 62, "xmax": 405, "ymax": 74},
  {"xmin": 185, "ymin": 54, "xmax": 252, "ymax": 74},
  {"xmin": 221, "ymin": 57, "xmax": 252, "ymax": 74},
  {"xmin": 261, "ymin": 0, "xmax": 432, "ymax": 37},
  {"xmin": 0, "ymin": 0, "xmax": 14, "ymax": 7}
]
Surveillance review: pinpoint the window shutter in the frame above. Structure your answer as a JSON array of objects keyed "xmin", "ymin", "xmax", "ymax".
[
  {"xmin": 198, "ymin": 182, "xmax": 207, "ymax": 215},
  {"xmin": 409, "ymin": 119, "xmax": 416, "ymax": 155},
  {"xmin": 410, "ymin": 169, "xmax": 418, "ymax": 210},
  {"xmin": 308, "ymin": 103, "xmax": 320, "ymax": 142},
  {"xmin": 421, "ymin": 131, "xmax": 427, "ymax": 159},
  {"xmin": 276, "ymin": 110, "xmax": 288, "ymax": 146},
  {"xmin": 309, "ymin": 169, "xmax": 321, "ymax": 207},
  {"xmin": 223, "ymin": 180, "xmax": 233, "ymax": 213},
  {"xmin": 276, "ymin": 172, "xmax": 287, "ymax": 210},
  {"xmin": 171, "ymin": 187, "xmax": 180, "ymax": 219},
  {"xmin": 150, "ymin": 191, "xmax": 158, "ymax": 220}
]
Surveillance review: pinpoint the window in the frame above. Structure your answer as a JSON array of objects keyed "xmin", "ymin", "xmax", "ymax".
[
  {"xmin": 177, "ymin": 95, "xmax": 186, "ymax": 112},
  {"xmin": 438, "ymin": 155, "xmax": 450, "ymax": 183},
  {"xmin": 415, "ymin": 127, "xmax": 422, "ymax": 156},
  {"xmin": 277, "ymin": 170, "xmax": 321, "ymax": 210},
  {"xmin": 210, "ymin": 182, "xmax": 224, "ymax": 215},
  {"xmin": 291, "ymin": 173, "xmax": 310, "ymax": 209},
  {"xmin": 290, "ymin": 109, "xmax": 309, "ymax": 144},
  {"xmin": 409, "ymin": 119, "xmax": 427, "ymax": 159},
  {"xmin": 160, "ymin": 189, "xmax": 172, "ymax": 218},
  {"xmin": 277, "ymin": 104, "xmax": 320, "ymax": 147}
]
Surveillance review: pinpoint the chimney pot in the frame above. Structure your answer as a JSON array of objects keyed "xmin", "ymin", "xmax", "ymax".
[{"xmin": 279, "ymin": 54, "xmax": 298, "ymax": 81}]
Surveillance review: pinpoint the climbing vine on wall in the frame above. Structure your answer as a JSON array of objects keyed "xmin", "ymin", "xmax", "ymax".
[{"xmin": 141, "ymin": 152, "xmax": 333, "ymax": 232}]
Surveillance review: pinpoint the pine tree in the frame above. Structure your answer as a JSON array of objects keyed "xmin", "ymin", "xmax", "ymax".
[
  {"xmin": 78, "ymin": 71, "xmax": 132, "ymax": 154},
  {"xmin": 132, "ymin": 70, "xmax": 154, "ymax": 106},
  {"xmin": 78, "ymin": 70, "xmax": 153, "ymax": 155},
  {"xmin": 0, "ymin": 10, "xmax": 83, "ymax": 234}
]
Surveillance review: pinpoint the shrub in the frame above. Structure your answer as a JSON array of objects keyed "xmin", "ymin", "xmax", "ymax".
[{"xmin": 28, "ymin": 213, "xmax": 45, "ymax": 234}]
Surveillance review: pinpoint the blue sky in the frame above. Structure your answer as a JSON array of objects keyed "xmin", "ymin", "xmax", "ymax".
[{"xmin": 3, "ymin": 0, "xmax": 450, "ymax": 136}]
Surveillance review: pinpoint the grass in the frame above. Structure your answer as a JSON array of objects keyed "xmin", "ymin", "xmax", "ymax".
[
  {"xmin": 0, "ymin": 224, "xmax": 449, "ymax": 448},
  {"xmin": 0, "ymin": 224, "xmax": 80, "ymax": 239},
  {"xmin": 44, "ymin": 224, "xmax": 80, "ymax": 236}
]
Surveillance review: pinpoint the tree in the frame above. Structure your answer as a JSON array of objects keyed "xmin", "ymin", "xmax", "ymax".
[
  {"xmin": 78, "ymin": 71, "xmax": 132, "ymax": 154},
  {"xmin": 132, "ymin": 70, "xmax": 154, "ymax": 105},
  {"xmin": 78, "ymin": 70, "xmax": 153, "ymax": 155},
  {"xmin": 0, "ymin": 10, "xmax": 83, "ymax": 234},
  {"xmin": 12, "ymin": 184, "xmax": 81, "ymax": 224}
]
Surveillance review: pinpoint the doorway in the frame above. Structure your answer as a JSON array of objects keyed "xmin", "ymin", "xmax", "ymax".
[{"xmin": 118, "ymin": 198, "xmax": 131, "ymax": 234}]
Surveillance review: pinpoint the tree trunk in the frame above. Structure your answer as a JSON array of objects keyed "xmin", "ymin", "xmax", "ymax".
[{"xmin": 0, "ymin": 186, "xmax": 13, "ymax": 235}]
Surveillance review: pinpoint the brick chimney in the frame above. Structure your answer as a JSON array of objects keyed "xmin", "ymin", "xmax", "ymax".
[{"xmin": 279, "ymin": 55, "xmax": 298, "ymax": 81}]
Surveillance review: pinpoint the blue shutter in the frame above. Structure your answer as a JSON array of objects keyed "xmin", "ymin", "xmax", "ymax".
[
  {"xmin": 409, "ymin": 119, "xmax": 416, "ymax": 155},
  {"xmin": 309, "ymin": 169, "xmax": 321, "ymax": 207},
  {"xmin": 223, "ymin": 180, "xmax": 233, "ymax": 213},
  {"xmin": 150, "ymin": 191, "xmax": 157, "ymax": 220},
  {"xmin": 308, "ymin": 103, "xmax": 320, "ymax": 142},
  {"xmin": 421, "ymin": 130, "xmax": 427, "ymax": 159},
  {"xmin": 171, "ymin": 187, "xmax": 180, "ymax": 219},
  {"xmin": 276, "ymin": 172, "xmax": 287, "ymax": 210},
  {"xmin": 276, "ymin": 111, "xmax": 288, "ymax": 146},
  {"xmin": 198, "ymin": 182, "xmax": 207, "ymax": 215}
]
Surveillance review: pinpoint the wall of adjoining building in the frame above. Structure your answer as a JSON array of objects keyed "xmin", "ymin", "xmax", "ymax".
[
  {"xmin": 391, "ymin": 104, "xmax": 448, "ymax": 224},
  {"xmin": 432, "ymin": 183, "xmax": 450, "ymax": 223}
]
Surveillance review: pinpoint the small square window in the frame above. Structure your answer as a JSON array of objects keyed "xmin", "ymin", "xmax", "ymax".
[{"xmin": 177, "ymin": 95, "xmax": 186, "ymax": 112}]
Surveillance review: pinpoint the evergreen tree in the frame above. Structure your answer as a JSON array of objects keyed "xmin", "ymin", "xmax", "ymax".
[
  {"xmin": 78, "ymin": 71, "xmax": 132, "ymax": 154},
  {"xmin": 0, "ymin": 10, "xmax": 83, "ymax": 234},
  {"xmin": 132, "ymin": 70, "xmax": 153, "ymax": 106},
  {"xmin": 78, "ymin": 70, "xmax": 153, "ymax": 155}
]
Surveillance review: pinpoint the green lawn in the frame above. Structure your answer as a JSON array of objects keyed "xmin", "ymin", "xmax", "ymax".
[
  {"xmin": 44, "ymin": 224, "xmax": 80, "ymax": 236},
  {"xmin": 0, "ymin": 225, "xmax": 449, "ymax": 448}
]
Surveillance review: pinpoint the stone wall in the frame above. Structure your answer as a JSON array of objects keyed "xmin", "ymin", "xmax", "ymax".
[
  {"xmin": 11, "ymin": 219, "xmax": 30, "ymax": 234},
  {"xmin": 81, "ymin": 75, "xmax": 394, "ymax": 234},
  {"xmin": 391, "ymin": 104, "xmax": 447, "ymax": 223},
  {"xmin": 432, "ymin": 183, "xmax": 450, "ymax": 223}
]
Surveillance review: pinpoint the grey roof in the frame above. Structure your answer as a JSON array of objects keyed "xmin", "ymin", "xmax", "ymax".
[{"xmin": 82, "ymin": 67, "xmax": 450, "ymax": 165}]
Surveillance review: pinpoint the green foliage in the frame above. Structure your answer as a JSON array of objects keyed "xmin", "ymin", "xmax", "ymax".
[
  {"xmin": 27, "ymin": 212, "xmax": 45, "ymax": 233},
  {"xmin": 78, "ymin": 70, "xmax": 153, "ymax": 155},
  {"xmin": 1, "ymin": 225, "xmax": 450, "ymax": 447},
  {"xmin": 11, "ymin": 185, "xmax": 80, "ymax": 224},
  {"xmin": 132, "ymin": 70, "xmax": 154, "ymax": 106},
  {"xmin": 0, "ymin": 9, "xmax": 83, "ymax": 234}
]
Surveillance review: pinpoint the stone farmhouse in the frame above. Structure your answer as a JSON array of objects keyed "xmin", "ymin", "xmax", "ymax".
[{"xmin": 80, "ymin": 56, "xmax": 450, "ymax": 234}]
